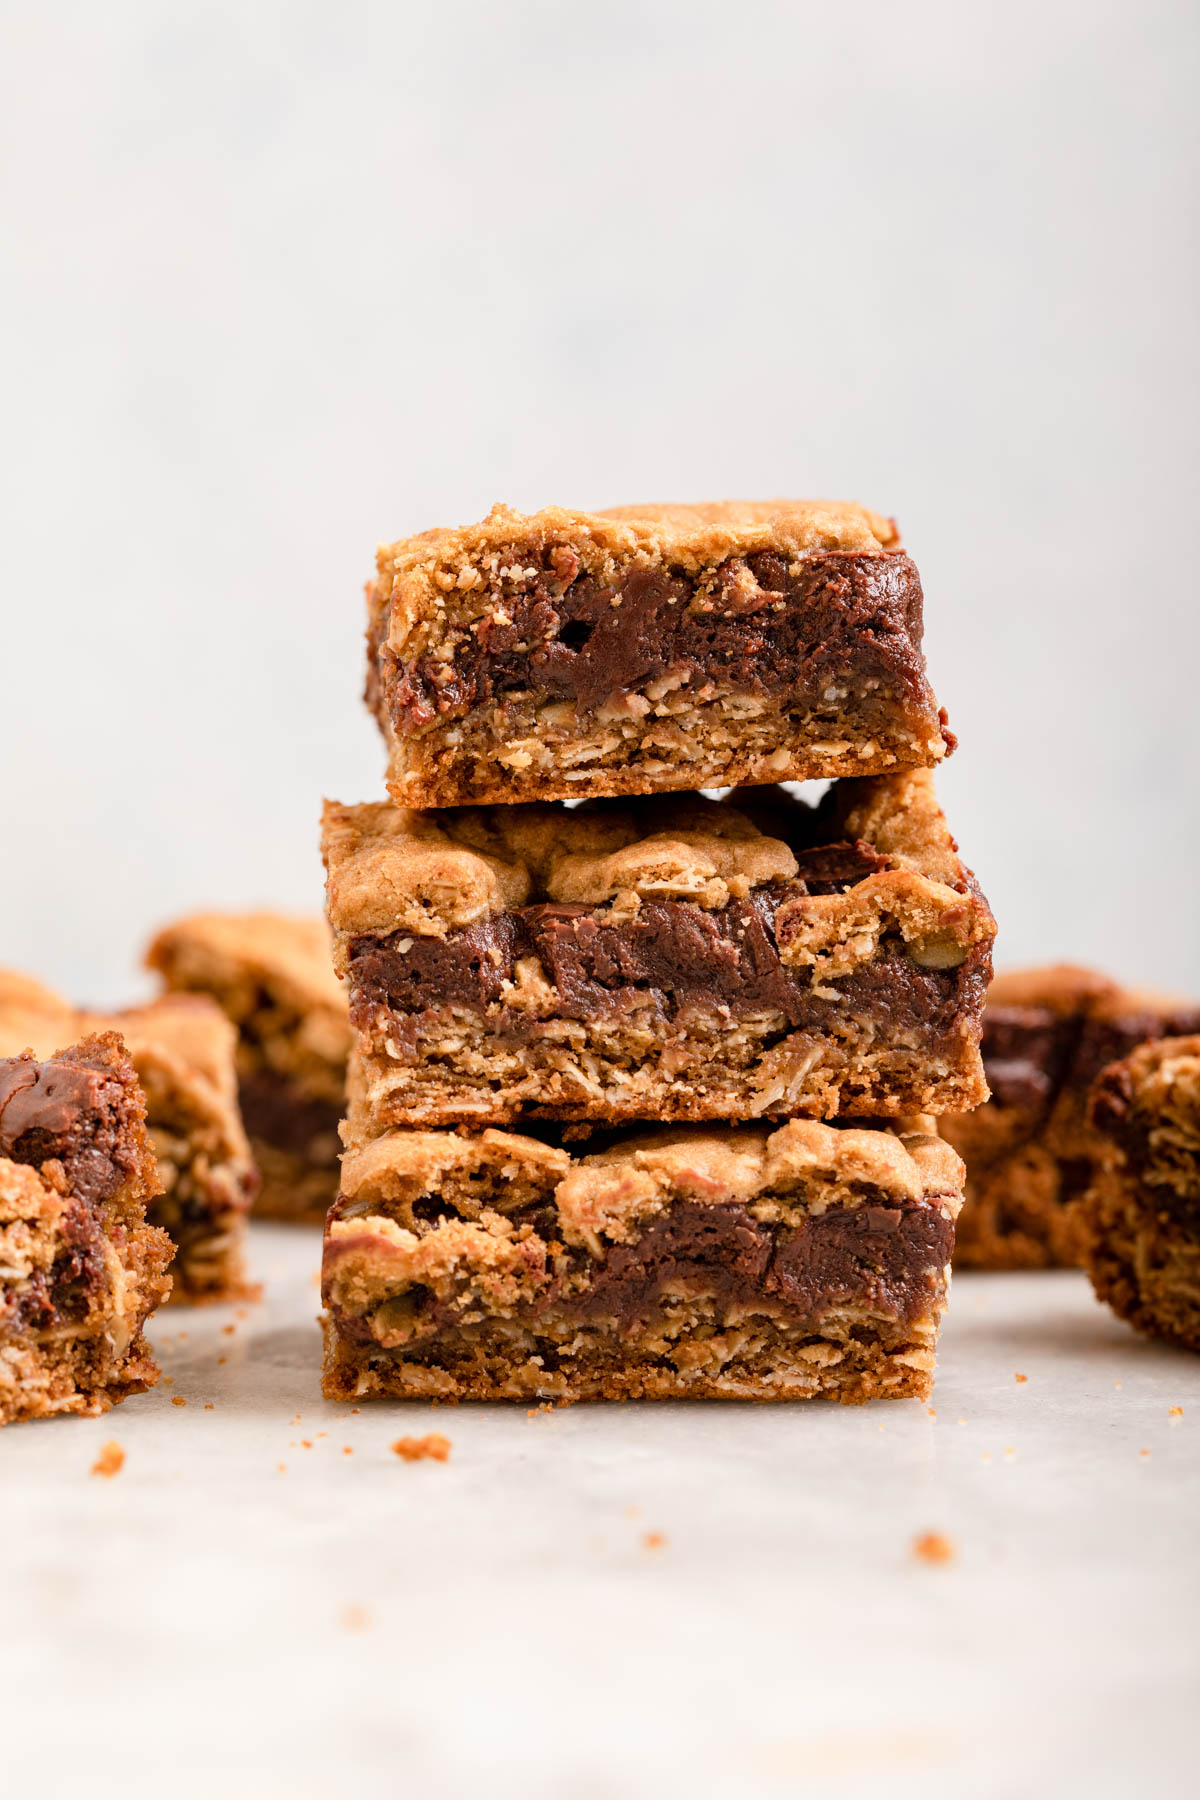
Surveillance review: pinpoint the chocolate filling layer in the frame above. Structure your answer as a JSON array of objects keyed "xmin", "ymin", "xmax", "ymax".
[
  {"xmin": 331, "ymin": 1194, "xmax": 955, "ymax": 1347},
  {"xmin": 382, "ymin": 550, "xmax": 936, "ymax": 731},
  {"xmin": 560, "ymin": 1198, "xmax": 954, "ymax": 1328},
  {"xmin": 982, "ymin": 1003, "xmax": 1200, "ymax": 1118},
  {"xmin": 238, "ymin": 1069, "xmax": 343, "ymax": 1163},
  {"xmin": 349, "ymin": 877, "xmax": 988, "ymax": 1058}
]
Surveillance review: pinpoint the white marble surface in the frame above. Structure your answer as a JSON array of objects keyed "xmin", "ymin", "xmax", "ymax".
[{"xmin": 1, "ymin": 1227, "xmax": 1196, "ymax": 1800}]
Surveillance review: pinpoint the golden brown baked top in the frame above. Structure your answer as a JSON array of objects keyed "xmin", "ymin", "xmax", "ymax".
[
  {"xmin": 380, "ymin": 498, "xmax": 898, "ymax": 581},
  {"xmin": 987, "ymin": 964, "xmax": 1194, "ymax": 1023},
  {"xmin": 146, "ymin": 911, "xmax": 346, "ymax": 1019},
  {"xmin": 334, "ymin": 1117, "xmax": 962, "ymax": 1252}
]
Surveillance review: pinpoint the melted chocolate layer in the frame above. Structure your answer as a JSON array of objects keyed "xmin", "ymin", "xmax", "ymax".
[
  {"xmin": 981, "ymin": 1002, "xmax": 1200, "ymax": 1119},
  {"xmin": 349, "ymin": 881, "xmax": 988, "ymax": 1055},
  {"xmin": 560, "ymin": 1197, "xmax": 954, "ymax": 1327},
  {"xmin": 238, "ymin": 1070, "xmax": 343, "ymax": 1163},
  {"xmin": 383, "ymin": 550, "xmax": 934, "ymax": 730},
  {"xmin": 330, "ymin": 1194, "xmax": 956, "ymax": 1348}
]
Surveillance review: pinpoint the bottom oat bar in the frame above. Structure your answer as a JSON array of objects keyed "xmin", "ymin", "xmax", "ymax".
[
  {"xmin": 0, "ymin": 972, "xmax": 257, "ymax": 1302},
  {"xmin": 0, "ymin": 1033, "xmax": 173, "ymax": 1426},
  {"xmin": 1084, "ymin": 1036, "xmax": 1200, "ymax": 1354},
  {"xmin": 145, "ymin": 913, "xmax": 350, "ymax": 1223},
  {"xmin": 321, "ymin": 1119, "xmax": 963, "ymax": 1404},
  {"xmin": 943, "ymin": 966, "xmax": 1200, "ymax": 1270}
]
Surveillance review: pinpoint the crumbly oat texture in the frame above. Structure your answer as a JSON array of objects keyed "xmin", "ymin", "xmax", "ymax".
[
  {"xmin": 0, "ymin": 970, "xmax": 257, "ymax": 1301},
  {"xmin": 943, "ymin": 966, "xmax": 1200, "ymax": 1270},
  {"xmin": 323, "ymin": 771, "xmax": 994, "ymax": 1133},
  {"xmin": 366, "ymin": 500, "xmax": 953, "ymax": 807},
  {"xmin": 0, "ymin": 1033, "xmax": 174, "ymax": 1426},
  {"xmin": 1083, "ymin": 1036, "xmax": 1200, "ymax": 1352},
  {"xmin": 146, "ymin": 913, "xmax": 350, "ymax": 1223},
  {"xmin": 321, "ymin": 1116, "xmax": 963, "ymax": 1404}
]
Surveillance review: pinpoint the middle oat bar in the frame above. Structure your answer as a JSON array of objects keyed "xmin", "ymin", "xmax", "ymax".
[{"xmin": 322, "ymin": 769, "xmax": 995, "ymax": 1136}]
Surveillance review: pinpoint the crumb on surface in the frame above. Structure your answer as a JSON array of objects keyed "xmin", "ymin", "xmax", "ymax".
[
  {"xmin": 222, "ymin": 1325, "xmax": 236, "ymax": 1337},
  {"xmin": 1169, "ymin": 1406, "xmax": 1183, "ymax": 1420},
  {"xmin": 642, "ymin": 1531, "xmax": 666, "ymax": 1551},
  {"xmin": 1140, "ymin": 1449, "xmax": 1151, "ymax": 1459},
  {"xmin": 913, "ymin": 1532, "xmax": 955, "ymax": 1565},
  {"xmin": 163, "ymin": 1375, "xmax": 173, "ymax": 1385},
  {"xmin": 217, "ymin": 1355, "xmax": 227, "ymax": 1366},
  {"xmin": 301, "ymin": 1440, "xmax": 313, "ymax": 1449},
  {"xmin": 91, "ymin": 1442, "xmax": 124, "ymax": 1479},
  {"xmin": 203, "ymin": 1403, "xmax": 213, "ymax": 1411},
  {"xmin": 927, "ymin": 1407, "xmax": 936, "ymax": 1418},
  {"xmin": 1014, "ymin": 1372, "xmax": 1028, "ymax": 1383},
  {"xmin": 342, "ymin": 1604, "xmax": 370, "ymax": 1631},
  {"xmin": 171, "ymin": 1395, "xmax": 186, "ymax": 1408},
  {"xmin": 277, "ymin": 1464, "xmax": 287, "ymax": 1474},
  {"xmin": 351, "ymin": 1406, "xmax": 361, "ymax": 1413},
  {"xmin": 392, "ymin": 1433, "xmax": 452, "ymax": 1463},
  {"xmin": 343, "ymin": 1446, "xmax": 354, "ymax": 1455}
]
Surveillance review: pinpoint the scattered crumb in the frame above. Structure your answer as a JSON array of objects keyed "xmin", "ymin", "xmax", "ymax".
[
  {"xmin": 217, "ymin": 1356, "xmax": 227, "ymax": 1366},
  {"xmin": 1140, "ymin": 1449, "xmax": 1151, "ymax": 1459},
  {"xmin": 1003, "ymin": 1446, "xmax": 1015, "ymax": 1460},
  {"xmin": 341, "ymin": 1604, "xmax": 370, "ymax": 1631},
  {"xmin": 1169, "ymin": 1406, "xmax": 1183, "ymax": 1421},
  {"xmin": 91, "ymin": 1441, "xmax": 124, "ymax": 1479},
  {"xmin": 290, "ymin": 1416, "xmax": 302, "ymax": 1425},
  {"xmin": 301, "ymin": 1440, "xmax": 313, "ymax": 1449},
  {"xmin": 203, "ymin": 1403, "xmax": 213, "ymax": 1412},
  {"xmin": 316, "ymin": 1432, "xmax": 328, "ymax": 1439},
  {"xmin": 1014, "ymin": 1373, "xmax": 1027, "ymax": 1384},
  {"xmin": 171, "ymin": 1395, "xmax": 187, "ymax": 1408},
  {"xmin": 177, "ymin": 1332, "xmax": 188, "ymax": 1342},
  {"xmin": 163, "ymin": 1375, "xmax": 173, "ymax": 1385},
  {"xmin": 957, "ymin": 1417, "xmax": 967, "ymax": 1426},
  {"xmin": 221, "ymin": 1325, "xmax": 236, "ymax": 1337},
  {"xmin": 913, "ymin": 1532, "xmax": 955, "ymax": 1565},
  {"xmin": 1114, "ymin": 1381, "xmax": 1122, "ymax": 1389},
  {"xmin": 235, "ymin": 1308, "xmax": 250, "ymax": 1320},
  {"xmin": 927, "ymin": 1407, "xmax": 937, "ymax": 1419},
  {"xmin": 277, "ymin": 1464, "xmax": 287, "ymax": 1474},
  {"xmin": 343, "ymin": 1446, "xmax": 354, "ymax": 1456},
  {"xmin": 392, "ymin": 1433, "xmax": 452, "ymax": 1463},
  {"xmin": 642, "ymin": 1531, "xmax": 666, "ymax": 1552}
]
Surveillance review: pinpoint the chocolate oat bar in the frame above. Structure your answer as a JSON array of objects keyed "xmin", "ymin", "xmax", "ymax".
[
  {"xmin": 943, "ymin": 966, "xmax": 1200, "ymax": 1269},
  {"xmin": 323, "ymin": 770, "xmax": 994, "ymax": 1135},
  {"xmin": 367, "ymin": 501, "xmax": 952, "ymax": 808},
  {"xmin": 0, "ymin": 972, "xmax": 257, "ymax": 1302},
  {"xmin": 145, "ymin": 913, "xmax": 350, "ymax": 1222},
  {"xmin": 1084, "ymin": 1036, "xmax": 1200, "ymax": 1353},
  {"xmin": 321, "ymin": 1117, "xmax": 963, "ymax": 1403},
  {"xmin": 0, "ymin": 1033, "xmax": 173, "ymax": 1425}
]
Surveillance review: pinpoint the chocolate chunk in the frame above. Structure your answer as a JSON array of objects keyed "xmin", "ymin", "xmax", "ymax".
[
  {"xmin": 0, "ymin": 1048, "xmax": 133, "ymax": 1205},
  {"xmin": 386, "ymin": 551, "xmax": 930, "ymax": 727}
]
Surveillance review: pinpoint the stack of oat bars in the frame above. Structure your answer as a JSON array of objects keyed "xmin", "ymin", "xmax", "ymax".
[{"xmin": 319, "ymin": 500, "xmax": 996, "ymax": 1403}]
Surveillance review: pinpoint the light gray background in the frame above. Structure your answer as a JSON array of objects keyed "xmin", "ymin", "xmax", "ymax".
[{"xmin": 2, "ymin": 0, "xmax": 1197, "ymax": 1008}]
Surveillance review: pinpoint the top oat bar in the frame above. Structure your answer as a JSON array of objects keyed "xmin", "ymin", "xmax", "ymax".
[{"xmin": 366, "ymin": 500, "xmax": 953, "ymax": 807}]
